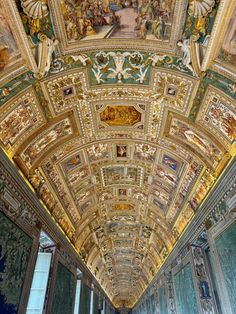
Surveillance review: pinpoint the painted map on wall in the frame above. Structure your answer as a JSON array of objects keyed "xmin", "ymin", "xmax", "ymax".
[
  {"xmin": 0, "ymin": 212, "xmax": 33, "ymax": 314},
  {"xmin": 174, "ymin": 263, "xmax": 198, "ymax": 314},
  {"xmin": 93, "ymin": 292, "xmax": 99, "ymax": 313},
  {"xmin": 159, "ymin": 285, "xmax": 168, "ymax": 314},
  {"xmin": 80, "ymin": 281, "xmax": 91, "ymax": 313},
  {"xmin": 215, "ymin": 223, "xmax": 236, "ymax": 314},
  {"xmin": 51, "ymin": 262, "xmax": 76, "ymax": 314}
]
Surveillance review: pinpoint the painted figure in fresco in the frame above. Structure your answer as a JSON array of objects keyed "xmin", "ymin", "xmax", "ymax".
[
  {"xmin": 153, "ymin": 189, "xmax": 169, "ymax": 205},
  {"xmin": 200, "ymin": 281, "xmax": 210, "ymax": 298},
  {"xmin": 138, "ymin": 16, "xmax": 148, "ymax": 39},
  {"xmin": 134, "ymin": 144, "xmax": 156, "ymax": 161},
  {"xmin": 209, "ymin": 104, "xmax": 236, "ymax": 141},
  {"xmin": 180, "ymin": 163, "xmax": 199, "ymax": 198},
  {"xmin": 222, "ymin": 8, "xmax": 236, "ymax": 56},
  {"xmin": 0, "ymin": 3, "xmax": 18, "ymax": 71},
  {"xmin": 76, "ymin": 190, "xmax": 91, "ymax": 204},
  {"xmin": 68, "ymin": 167, "xmax": 88, "ymax": 183},
  {"xmin": 0, "ymin": 102, "xmax": 34, "ymax": 146},
  {"xmin": 193, "ymin": 247, "xmax": 206, "ymax": 279},
  {"xmin": 87, "ymin": 143, "xmax": 108, "ymax": 160},
  {"xmin": 63, "ymin": 154, "xmax": 82, "ymax": 172},
  {"xmin": 170, "ymin": 119, "xmax": 221, "ymax": 163},
  {"xmin": 0, "ymin": 46, "xmax": 10, "ymax": 71},
  {"xmin": 24, "ymin": 120, "xmax": 72, "ymax": 163},
  {"xmin": 162, "ymin": 154, "xmax": 178, "ymax": 171},
  {"xmin": 100, "ymin": 106, "xmax": 141, "ymax": 126},
  {"xmin": 133, "ymin": 191, "xmax": 147, "ymax": 201},
  {"xmin": 177, "ymin": 38, "xmax": 195, "ymax": 73},
  {"xmin": 151, "ymin": 15, "xmax": 166, "ymax": 39},
  {"xmin": 218, "ymin": 7, "xmax": 236, "ymax": 66},
  {"xmin": 61, "ymin": 0, "xmax": 173, "ymax": 40},
  {"xmin": 156, "ymin": 166, "xmax": 177, "ymax": 186},
  {"xmin": 37, "ymin": 35, "xmax": 59, "ymax": 77},
  {"xmin": 117, "ymin": 144, "xmax": 127, "ymax": 157}
]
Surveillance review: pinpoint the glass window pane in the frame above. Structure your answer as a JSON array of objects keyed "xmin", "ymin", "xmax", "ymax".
[
  {"xmin": 26, "ymin": 252, "xmax": 52, "ymax": 314},
  {"xmin": 90, "ymin": 290, "xmax": 94, "ymax": 314},
  {"xmin": 74, "ymin": 279, "xmax": 81, "ymax": 314}
]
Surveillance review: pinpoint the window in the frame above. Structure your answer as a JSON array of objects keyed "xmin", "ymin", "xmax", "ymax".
[
  {"xmin": 74, "ymin": 269, "xmax": 82, "ymax": 314},
  {"xmin": 101, "ymin": 299, "xmax": 105, "ymax": 314},
  {"xmin": 90, "ymin": 289, "xmax": 94, "ymax": 314},
  {"xmin": 26, "ymin": 231, "xmax": 55, "ymax": 314}
]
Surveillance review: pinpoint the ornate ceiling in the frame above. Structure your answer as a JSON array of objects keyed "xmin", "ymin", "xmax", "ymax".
[{"xmin": 0, "ymin": 0, "xmax": 236, "ymax": 309}]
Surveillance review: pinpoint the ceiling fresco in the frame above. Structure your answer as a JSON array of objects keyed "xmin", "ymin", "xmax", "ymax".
[{"xmin": 0, "ymin": 0, "xmax": 236, "ymax": 309}]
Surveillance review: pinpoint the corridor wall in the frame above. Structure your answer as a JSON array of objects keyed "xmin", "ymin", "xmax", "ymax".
[
  {"xmin": 132, "ymin": 158, "xmax": 236, "ymax": 314},
  {"xmin": 215, "ymin": 223, "xmax": 236, "ymax": 313},
  {"xmin": 0, "ymin": 148, "xmax": 116, "ymax": 314}
]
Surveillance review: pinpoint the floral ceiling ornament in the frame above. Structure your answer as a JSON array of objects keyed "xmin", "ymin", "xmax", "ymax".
[
  {"xmin": 152, "ymin": 74, "xmax": 189, "ymax": 108},
  {"xmin": 91, "ymin": 51, "xmax": 150, "ymax": 84}
]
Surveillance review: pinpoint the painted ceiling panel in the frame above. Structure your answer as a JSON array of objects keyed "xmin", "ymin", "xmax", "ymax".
[{"xmin": 0, "ymin": 0, "xmax": 236, "ymax": 309}]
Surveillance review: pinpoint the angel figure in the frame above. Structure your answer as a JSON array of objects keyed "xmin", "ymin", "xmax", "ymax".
[
  {"xmin": 37, "ymin": 34, "xmax": 59, "ymax": 78},
  {"xmin": 177, "ymin": 39, "xmax": 195, "ymax": 74}
]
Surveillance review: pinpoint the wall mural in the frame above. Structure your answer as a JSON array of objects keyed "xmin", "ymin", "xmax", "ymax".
[
  {"xmin": 204, "ymin": 100, "xmax": 236, "ymax": 143},
  {"xmin": 0, "ymin": 89, "xmax": 45, "ymax": 153},
  {"xmin": 51, "ymin": 262, "xmax": 76, "ymax": 314},
  {"xmin": 159, "ymin": 285, "xmax": 168, "ymax": 314},
  {"xmin": 0, "ymin": 2, "xmax": 19, "ymax": 72},
  {"xmin": 169, "ymin": 117, "xmax": 224, "ymax": 167},
  {"xmin": 0, "ymin": 212, "xmax": 33, "ymax": 314},
  {"xmin": 79, "ymin": 282, "xmax": 91, "ymax": 314},
  {"xmin": 21, "ymin": 118, "xmax": 73, "ymax": 168},
  {"xmin": 174, "ymin": 263, "xmax": 198, "ymax": 314},
  {"xmin": 0, "ymin": 101, "xmax": 35, "ymax": 147},
  {"xmin": 62, "ymin": 153, "xmax": 83, "ymax": 172},
  {"xmin": 101, "ymin": 166, "xmax": 143, "ymax": 187},
  {"xmin": 100, "ymin": 105, "xmax": 141, "ymax": 126},
  {"xmin": 215, "ymin": 223, "xmax": 236, "ymax": 314},
  {"xmin": 189, "ymin": 70, "xmax": 236, "ymax": 122},
  {"xmin": 218, "ymin": 7, "xmax": 236, "ymax": 68},
  {"xmin": 60, "ymin": 0, "xmax": 174, "ymax": 41}
]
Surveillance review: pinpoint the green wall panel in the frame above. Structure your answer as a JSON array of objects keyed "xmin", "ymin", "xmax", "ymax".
[
  {"xmin": 51, "ymin": 262, "xmax": 76, "ymax": 314},
  {"xmin": 150, "ymin": 293, "xmax": 156, "ymax": 314},
  {"xmin": 174, "ymin": 263, "xmax": 198, "ymax": 314},
  {"xmin": 93, "ymin": 292, "xmax": 99, "ymax": 314},
  {"xmin": 0, "ymin": 212, "xmax": 33, "ymax": 314},
  {"xmin": 215, "ymin": 223, "xmax": 236, "ymax": 313},
  {"xmin": 159, "ymin": 285, "xmax": 168, "ymax": 314},
  {"xmin": 80, "ymin": 282, "xmax": 91, "ymax": 314}
]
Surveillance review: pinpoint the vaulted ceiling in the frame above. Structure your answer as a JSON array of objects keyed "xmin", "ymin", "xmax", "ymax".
[{"xmin": 0, "ymin": 0, "xmax": 236, "ymax": 309}]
